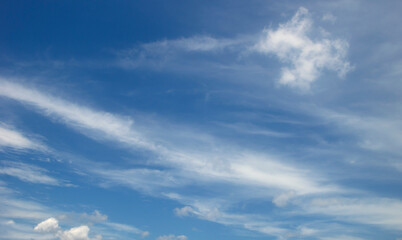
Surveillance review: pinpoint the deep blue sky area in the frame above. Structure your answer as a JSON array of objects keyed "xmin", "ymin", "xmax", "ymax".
[{"xmin": 1, "ymin": 1, "xmax": 402, "ymax": 240}]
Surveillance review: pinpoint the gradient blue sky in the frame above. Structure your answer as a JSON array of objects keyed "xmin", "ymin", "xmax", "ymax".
[{"xmin": 1, "ymin": 1, "xmax": 402, "ymax": 240}]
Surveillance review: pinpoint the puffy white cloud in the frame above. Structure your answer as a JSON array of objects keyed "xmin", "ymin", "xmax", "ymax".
[
  {"xmin": 34, "ymin": 218, "xmax": 101, "ymax": 240},
  {"xmin": 255, "ymin": 7, "xmax": 351, "ymax": 90},
  {"xmin": 58, "ymin": 225, "xmax": 101, "ymax": 240},
  {"xmin": 156, "ymin": 234, "xmax": 187, "ymax": 240},
  {"xmin": 34, "ymin": 217, "xmax": 60, "ymax": 233}
]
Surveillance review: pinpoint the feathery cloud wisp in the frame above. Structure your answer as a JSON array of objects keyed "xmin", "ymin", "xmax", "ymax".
[{"xmin": 0, "ymin": 161, "xmax": 60, "ymax": 186}]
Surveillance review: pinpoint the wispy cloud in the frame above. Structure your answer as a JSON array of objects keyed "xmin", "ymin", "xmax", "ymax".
[
  {"xmin": 0, "ymin": 79, "xmax": 333, "ymax": 196},
  {"xmin": 3, "ymin": 78, "xmax": 402, "ymax": 238},
  {"xmin": 0, "ymin": 161, "xmax": 61, "ymax": 186},
  {"xmin": 317, "ymin": 108, "xmax": 402, "ymax": 155},
  {"xmin": 0, "ymin": 78, "xmax": 153, "ymax": 151},
  {"xmin": 304, "ymin": 197, "xmax": 402, "ymax": 230},
  {"xmin": 156, "ymin": 234, "xmax": 187, "ymax": 240},
  {"xmin": 139, "ymin": 36, "xmax": 242, "ymax": 53},
  {"xmin": 0, "ymin": 124, "xmax": 43, "ymax": 151}
]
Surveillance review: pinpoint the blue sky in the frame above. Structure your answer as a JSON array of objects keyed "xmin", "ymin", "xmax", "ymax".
[{"xmin": 1, "ymin": 0, "xmax": 402, "ymax": 239}]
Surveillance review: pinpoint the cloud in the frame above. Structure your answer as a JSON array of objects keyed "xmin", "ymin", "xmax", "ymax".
[
  {"xmin": 80, "ymin": 210, "xmax": 107, "ymax": 223},
  {"xmin": 0, "ymin": 183, "xmax": 53, "ymax": 221},
  {"xmin": 0, "ymin": 79, "xmax": 153, "ymax": 151},
  {"xmin": 309, "ymin": 106, "xmax": 402, "ymax": 164},
  {"xmin": 141, "ymin": 231, "xmax": 150, "ymax": 238},
  {"xmin": 0, "ymin": 124, "xmax": 40, "ymax": 150},
  {"xmin": 140, "ymin": 36, "xmax": 239, "ymax": 53},
  {"xmin": 34, "ymin": 217, "xmax": 59, "ymax": 233},
  {"xmin": 115, "ymin": 7, "xmax": 351, "ymax": 91},
  {"xmin": 174, "ymin": 206, "xmax": 195, "ymax": 217},
  {"xmin": 272, "ymin": 191, "xmax": 296, "ymax": 207},
  {"xmin": 156, "ymin": 234, "xmax": 187, "ymax": 240},
  {"xmin": 168, "ymin": 196, "xmax": 288, "ymax": 237},
  {"xmin": 0, "ymin": 79, "xmax": 332, "ymax": 196},
  {"xmin": 59, "ymin": 225, "xmax": 102, "ymax": 240},
  {"xmin": 103, "ymin": 222, "xmax": 142, "ymax": 234},
  {"xmin": 0, "ymin": 182, "xmax": 144, "ymax": 239},
  {"xmin": 321, "ymin": 236, "xmax": 364, "ymax": 240},
  {"xmin": 34, "ymin": 217, "xmax": 101, "ymax": 240},
  {"xmin": 254, "ymin": 7, "xmax": 351, "ymax": 90},
  {"xmin": 322, "ymin": 13, "xmax": 337, "ymax": 23},
  {"xmin": 0, "ymin": 79, "xmax": 343, "ymax": 238},
  {"xmin": 304, "ymin": 197, "xmax": 402, "ymax": 230},
  {"xmin": 0, "ymin": 161, "xmax": 60, "ymax": 186}
]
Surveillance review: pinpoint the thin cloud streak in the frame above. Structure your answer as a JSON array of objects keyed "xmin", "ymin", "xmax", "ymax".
[
  {"xmin": 0, "ymin": 124, "xmax": 43, "ymax": 151},
  {"xmin": 0, "ymin": 78, "xmax": 343, "ymax": 238},
  {"xmin": 0, "ymin": 161, "xmax": 61, "ymax": 186},
  {"xmin": 0, "ymin": 79, "xmax": 332, "ymax": 196}
]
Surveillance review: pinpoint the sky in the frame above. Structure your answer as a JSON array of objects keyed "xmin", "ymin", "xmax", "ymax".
[{"xmin": 1, "ymin": 0, "xmax": 402, "ymax": 239}]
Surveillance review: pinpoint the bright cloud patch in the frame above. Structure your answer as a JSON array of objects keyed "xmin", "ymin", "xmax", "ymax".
[
  {"xmin": 34, "ymin": 217, "xmax": 101, "ymax": 240},
  {"xmin": 34, "ymin": 217, "xmax": 59, "ymax": 233},
  {"xmin": 255, "ymin": 7, "xmax": 352, "ymax": 90},
  {"xmin": 0, "ymin": 124, "xmax": 37, "ymax": 150},
  {"xmin": 157, "ymin": 234, "xmax": 187, "ymax": 240}
]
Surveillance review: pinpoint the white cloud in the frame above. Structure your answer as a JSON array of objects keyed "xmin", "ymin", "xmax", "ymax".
[
  {"xmin": 168, "ymin": 197, "xmax": 288, "ymax": 237},
  {"xmin": 103, "ymin": 222, "xmax": 141, "ymax": 234},
  {"xmin": 58, "ymin": 225, "xmax": 101, "ymax": 240},
  {"xmin": 0, "ymin": 185, "xmax": 52, "ymax": 221},
  {"xmin": 174, "ymin": 206, "xmax": 195, "ymax": 217},
  {"xmin": 34, "ymin": 218, "xmax": 101, "ymax": 240},
  {"xmin": 312, "ymin": 107, "xmax": 402, "ymax": 157},
  {"xmin": 0, "ymin": 182, "xmax": 144, "ymax": 240},
  {"xmin": 5, "ymin": 220, "xmax": 15, "ymax": 225},
  {"xmin": 321, "ymin": 236, "xmax": 364, "ymax": 240},
  {"xmin": 0, "ymin": 161, "xmax": 60, "ymax": 186},
  {"xmin": 141, "ymin": 36, "xmax": 239, "ymax": 53},
  {"xmin": 254, "ymin": 7, "xmax": 351, "ymax": 90},
  {"xmin": 0, "ymin": 79, "xmax": 343, "ymax": 238},
  {"xmin": 0, "ymin": 79, "xmax": 332, "ymax": 197},
  {"xmin": 322, "ymin": 13, "xmax": 337, "ymax": 23},
  {"xmin": 0, "ymin": 124, "xmax": 39, "ymax": 150},
  {"xmin": 305, "ymin": 197, "xmax": 402, "ymax": 230},
  {"xmin": 156, "ymin": 234, "xmax": 187, "ymax": 240},
  {"xmin": 34, "ymin": 217, "xmax": 60, "ymax": 233},
  {"xmin": 0, "ymin": 79, "xmax": 153, "ymax": 151},
  {"xmin": 80, "ymin": 210, "xmax": 107, "ymax": 223},
  {"xmin": 272, "ymin": 191, "xmax": 296, "ymax": 207}
]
